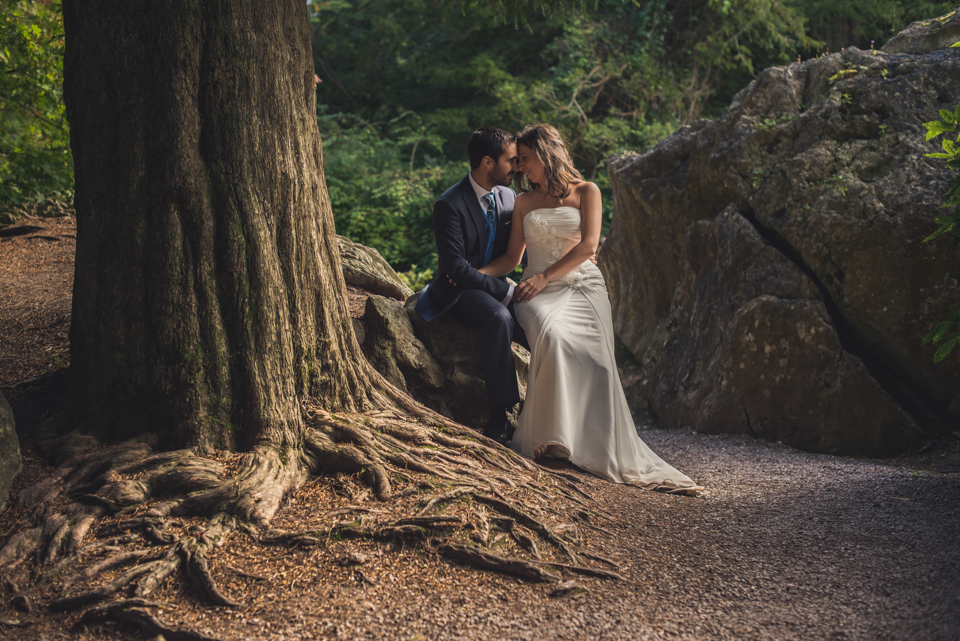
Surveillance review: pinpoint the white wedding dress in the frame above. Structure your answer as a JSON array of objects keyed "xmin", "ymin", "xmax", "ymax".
[{"xmin": 511, "ymin": 206, "xmax": 699, "ymax": 491}]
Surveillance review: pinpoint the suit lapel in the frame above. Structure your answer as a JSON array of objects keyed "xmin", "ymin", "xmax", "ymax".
[
  {"xmin": 493, "ymin": 186, "xmax": 513, "ymax": 244},
  {"xmin": 459, "ymin": 176, "xmax": 487, "ymax": 256}
]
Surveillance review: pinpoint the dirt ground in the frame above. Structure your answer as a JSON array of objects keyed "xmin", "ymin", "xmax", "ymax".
[{"xmin": 1, "ymin": 216, "xmax": 959, "ymax": 640}]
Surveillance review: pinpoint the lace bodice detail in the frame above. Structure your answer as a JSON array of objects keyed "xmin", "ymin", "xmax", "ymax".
[{"xmin": 522, "ymin": 206, "xmax": 598, "ymax": 289}]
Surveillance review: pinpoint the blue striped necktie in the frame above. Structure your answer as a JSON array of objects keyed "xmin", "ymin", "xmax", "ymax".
[{"xmin": 482, "ymin": 193, "xmax": 497, "ymax": 266}]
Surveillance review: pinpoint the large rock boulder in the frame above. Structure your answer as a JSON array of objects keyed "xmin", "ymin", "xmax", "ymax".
[
  {"xmin": 600, "ymin": 13, "xmax": 960, "ymax": 456},
  {"xmin": 337, "ymin": 235, "xmax": 413, "ymax": 301},
  {"xmin": 403, "ymin": 293, "xmax": 529, "ymax": 430},
  {"xmin": 0, "ymin": 391, "xmax": 22, "ymax": 513},
  {"xmin": 639, "ymin": 208, "xmax": 921, "ymax": 456}
]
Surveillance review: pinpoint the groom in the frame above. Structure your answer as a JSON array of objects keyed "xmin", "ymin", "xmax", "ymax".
[{"xmin": 415, "ymin": 126, "xmax": 526, "ymax": 444}]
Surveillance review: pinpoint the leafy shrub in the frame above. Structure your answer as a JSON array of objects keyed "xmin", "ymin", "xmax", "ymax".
[
  {"xmin": 319, "ymin": 111, "xmax": 466, "ymax": 273},
  {"xmin": 397, "ymin": 262, "xmax": 437, "ymax": 293},
  {"xmin": 921, "ymin": 103, "xmax": 960, "ymax": 362},
  {"xmin": 0, "ymin": 0, "xmax": 72, "ymax": 204}
]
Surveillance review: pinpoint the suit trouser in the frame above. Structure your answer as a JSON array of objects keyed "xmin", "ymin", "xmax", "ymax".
[{"xmin": 447, "ymin": 289, "xmax": 529, "ymax": 411}]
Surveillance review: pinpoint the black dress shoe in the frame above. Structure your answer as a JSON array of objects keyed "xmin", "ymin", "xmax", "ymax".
[
  {"xmin": 482, "ymin": 429, "xmax": 508, "ymax": 445},
  {"xmin": 482, "ymin": 407, "xmax": 509, "ymax": 445}
]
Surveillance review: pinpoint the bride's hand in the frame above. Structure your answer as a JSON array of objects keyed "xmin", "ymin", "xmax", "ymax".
[{"xmin": 515, "ymin": 274, "xmax": 547, "ymax": 302}]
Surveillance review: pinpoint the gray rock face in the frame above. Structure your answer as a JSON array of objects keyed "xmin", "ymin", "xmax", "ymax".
[
  {"xmin": 601, "ymin": 15, "xmax": 960, "ymax": 456},
  {"xmin": 0, "ymin": 391, "xmax": 22, "ymax": 513},
  {"xmin": 404, "ymin": 293, "xmax": 529, "ymax": 430},
  {"xmin": 362, "ymin": 294, "xmax": 453, "ymax": 417},
  {"xmin": 883, "ymin": 8, "xmax": 960, "ymax": 55},
  {"xmin": 640, "ymin": 208, "xmax": 921, "ymax": 456},
  {"xmin": 337, "ymin": 235, "xmax": 413, "ymax": 301}
]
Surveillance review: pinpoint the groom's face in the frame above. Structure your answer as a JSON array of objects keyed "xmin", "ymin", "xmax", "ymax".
[{"xmin": 489, "ymin": 142, "xmax": 519, "ymax": 188}]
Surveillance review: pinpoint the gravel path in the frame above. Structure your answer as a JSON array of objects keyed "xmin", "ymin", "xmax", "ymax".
[
  {"xmin": 591, "ymin": 428, "xmax": 960, "ymax": 641},
  {"xmin": 330, "ymin": 428, "xmax": 960, "ymax": 641}
]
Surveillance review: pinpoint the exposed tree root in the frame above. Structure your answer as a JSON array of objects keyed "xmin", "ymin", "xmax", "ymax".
[
  {"xmin": 63, "ymin": 548, "xmax": 155, "ymax": 588},
  {"xmin": 1, "ymin": 402, "xmax": 635, "ymax": 639},
  {"xmin": 519, "ymin": 558, "xmax": 626, "ymax": 581},
  {"xmin": 439, "ymin": 544, "xmax": 561, "ymax": 582},
  {"xmin": 78, "ymin": 598, "xmax": 222, "ymax": 641},
  {"xmin": 186, "ymin": 548, "xmax": 240, "ymax": 607},
  {"xmin": 581, "ymin": 550, "xmax": 622, "ymax": 570},
  {"xmin": 52, "ymin": 561, "xmax": 162, "ymax": 610}
]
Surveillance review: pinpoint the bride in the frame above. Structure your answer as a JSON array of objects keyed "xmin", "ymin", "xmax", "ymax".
[{"xmin": 478, "ymin": 124, "xmax": 700, "ymax": 493}]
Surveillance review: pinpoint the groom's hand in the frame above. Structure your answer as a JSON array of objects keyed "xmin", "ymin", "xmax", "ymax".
[{"xmin": 447, "ymin": 261, "xmax": 469, "ymax": 286}]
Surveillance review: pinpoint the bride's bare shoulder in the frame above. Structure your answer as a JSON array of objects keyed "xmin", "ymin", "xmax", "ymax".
[
  {"xmin": 514, "ymin": 191, "xmax": 538, "ymax": 217},
  {"xmin": 564, "ymin": 181, "xmax": 600, "ymax": 209},
  {"xmin": 572, "ymin": 181, "xmax": 600, "ymax": 198}
]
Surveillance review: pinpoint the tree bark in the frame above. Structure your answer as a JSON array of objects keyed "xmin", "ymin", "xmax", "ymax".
[
  {"xmin": 1, "ymin": 7, "xmax": 630, "ymax": 631},
  {"xmin": 62, "ymin": 0, "xmax": 371, "ymax": 451}
]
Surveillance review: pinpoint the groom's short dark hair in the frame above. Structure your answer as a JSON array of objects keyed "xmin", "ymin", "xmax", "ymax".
[{"xmin": 467, "ymin": 127, "xmax": 516, "ymax": 169}]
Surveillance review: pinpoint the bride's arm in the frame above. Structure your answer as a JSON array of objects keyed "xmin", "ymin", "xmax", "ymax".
[
  {"xmin": 478, "ymin": 199, "xmax": 528, "ymax": 278},
  {"xmin": 513, "ymin": 182, "xmax": 602, "ymax": 303}
]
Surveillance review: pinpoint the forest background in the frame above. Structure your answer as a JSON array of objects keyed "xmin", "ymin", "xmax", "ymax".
[{"xmin": 1, "ymin": 0, "xmax": 955, "ymax": 289}]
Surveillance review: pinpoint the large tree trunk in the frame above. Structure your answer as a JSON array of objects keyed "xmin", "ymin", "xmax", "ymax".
[
  {"xmin": 62, "ymin": 0, "xmax": 370, "ymax": 451},
  {"xmin": 0, "ymin": 5, "xmax": 629, "ymax": 634}
]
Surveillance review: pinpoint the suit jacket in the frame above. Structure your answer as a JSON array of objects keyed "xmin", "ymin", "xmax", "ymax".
[{"xmin": 416, "ymin": 174, "xmax": 516, "ymax": 321}]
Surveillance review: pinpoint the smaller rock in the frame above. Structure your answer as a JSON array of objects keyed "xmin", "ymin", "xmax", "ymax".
[
  {"xmin": 338, "ymin": 552, "xmax": 371, "ymax": 566},
  {"xmin": 405, "ymin": 293, "xmax": 530, "ymax": 430},
  {"xmin": 0, "ymin": 391, "xmax": 21, "ymax": 514},
  {"xmin": 362, "ymin": 295, "xmax": 452, "ymax": 417},
  {"xmin": 549, "ymin": 580, "xmax": 587, "ymax": 597},
  {"xmin": 11, "ymin": 594, "xmax": 32, "ymax": 614},
  {"xmin": 359, "ymin": 288, "xmax": 532, "ymax": 432},
  {"xmin": 337, "ymin": 236, "xmax": 413, "ymax": 301},
  {"xmin": 351, "ymin": 318, "xmax": 366, "ymax": 346},
  {"xmin": 0, "ymin": 199, "xmax": 74, "ymax": 226}
]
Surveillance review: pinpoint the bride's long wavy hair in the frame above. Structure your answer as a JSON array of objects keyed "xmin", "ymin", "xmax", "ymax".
[{"xmin": 514, "ymin": 124, "xmax": 582, "ymax": 199}]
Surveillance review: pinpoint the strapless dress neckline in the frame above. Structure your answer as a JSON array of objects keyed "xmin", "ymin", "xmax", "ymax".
[{"xmin": 526, "ymin": 205, "xmax": 580, "ymax": 215}]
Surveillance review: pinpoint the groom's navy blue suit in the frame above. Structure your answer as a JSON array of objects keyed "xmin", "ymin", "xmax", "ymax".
[{"xmin": 416, "ymin": 174, "xmax": 526, "ymax": 412}]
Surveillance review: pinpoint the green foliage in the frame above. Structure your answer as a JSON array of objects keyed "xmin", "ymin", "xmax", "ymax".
[
  {"xmin": 922, "ymin": 104, "xmax": 960, "ymax": 245},
  {"xmin": 676, "ymin": 0, "xmax": 816, "ymax": 103},
  {"xmin": 921, "ymin": 103, "xmax": 960, "ymax": 362},
  {"xmin": 797, "ymin": 0, "xmax": 956, "ymax": 54},
  {"xmin": 311, "ymin": 0, "xmax": 819, "ymax": 272},
  {"xmin": 0, "ymin": 0, "xmax": 72, "ymax": 204},
  {"xmin": 456, "ymin": 0, "xmax": 596, "ymax": 28},
  {"xmin": 5, "ymin": 0, "xmax": 955, "ymax": 287},
  {"xmin": 319, "ymin": 110, "xmax": 463, "ymax": 273},
  {"xmin": 397, "ymin": 262, "xmax": 437, "ymax": 293},
  {"xmin": 829, "ymin": 67, "xmax": 864, "ymax": 84}
]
